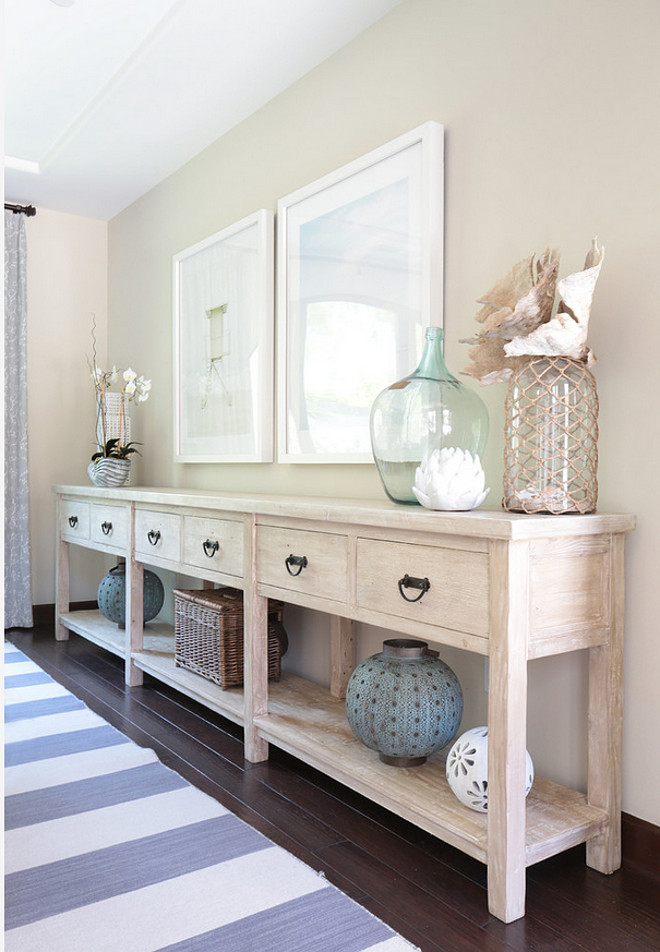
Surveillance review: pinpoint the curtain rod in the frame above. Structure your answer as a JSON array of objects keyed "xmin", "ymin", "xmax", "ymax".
[{"xmin": 4, "ymin": 202, "xmax": 37, "ymax": 217}]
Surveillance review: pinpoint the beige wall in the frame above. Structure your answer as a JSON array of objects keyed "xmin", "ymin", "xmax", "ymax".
[
  {"xmin": 26, "ymin": 0, "xmax": 659, "ymax": 826},
  {"xmin": 26, "ymin": 208, "xmax": 109, "ymax": 603}
]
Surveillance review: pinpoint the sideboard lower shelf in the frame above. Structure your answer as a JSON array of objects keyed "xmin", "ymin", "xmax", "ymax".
[
  {"xmin": 126, "ymin": 616, "xmax": 610, "ymax": 872},
  {"xmin": 131, "ymin": 644, "xmax": 245, "ymax": 728},
  {"xmin": 64, "ymin": 613, "xmax": 607, "ymax": 870},
  {"xmin": 254, "ymin": 672, "xmax": 608, "ymax": 868},
  {"xmin": 60, "ymin": 602, "xmax": 609, "ymax": 875},
  {"xmin": 59, "ymin": 609, "xmax": 172, "ymax": 659}
]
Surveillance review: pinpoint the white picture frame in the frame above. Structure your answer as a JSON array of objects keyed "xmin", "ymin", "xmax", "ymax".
[
  {"xmin": 173, "ymin": 209, "xmax": 274, "ymax": 462},
  {"xmin": 277, "ymin": 121, "xmax": 444, "ymax": 464}
]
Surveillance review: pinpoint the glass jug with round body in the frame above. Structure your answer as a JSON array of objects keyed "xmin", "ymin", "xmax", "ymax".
[{"xmin": 370, "ymin": 326, "xmax": 489, "ymax": 504}]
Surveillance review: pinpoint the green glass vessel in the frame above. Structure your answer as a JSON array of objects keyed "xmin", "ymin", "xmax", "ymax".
[{"xmin": 369, "ymin": 327, "xmax": 489, "ymax": 504}]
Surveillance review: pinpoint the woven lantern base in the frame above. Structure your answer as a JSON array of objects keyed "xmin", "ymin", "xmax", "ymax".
[
  {"xmin": 97, "ymin": 391, "xmax": 131, "ymax": 447},
  {"xmin": 503, "ymin": 356, "xmax": 599, "ymax": 514}
]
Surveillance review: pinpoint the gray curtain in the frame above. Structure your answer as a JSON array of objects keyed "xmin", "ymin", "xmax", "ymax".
[{"xmin": 4, "ymin": 210, "xmax": 33, "ymax": 628}]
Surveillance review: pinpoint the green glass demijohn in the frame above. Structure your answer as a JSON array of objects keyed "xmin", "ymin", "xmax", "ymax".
[{"xmin": 369, "ymin": 327, "xmax": 489, "ymax": 504}]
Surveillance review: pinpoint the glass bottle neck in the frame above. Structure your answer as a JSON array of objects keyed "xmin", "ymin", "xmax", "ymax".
[{"xmin": 413, "ymin": 327, "xmax": 457, "ymax": 381}]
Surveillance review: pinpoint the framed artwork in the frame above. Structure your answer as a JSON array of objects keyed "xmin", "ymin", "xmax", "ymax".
[
  {"xmin": 277, "ymin": 121, "xmax": 444, "ymax": 463},
  {"xmin": 173, "ymin": 209, "xmax": 274, "ymax": 462}
]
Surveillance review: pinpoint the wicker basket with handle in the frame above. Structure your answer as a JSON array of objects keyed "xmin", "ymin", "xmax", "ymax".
[{"xmin": 174, "ymin": 586, "xmax": 285, "ymax": 690}]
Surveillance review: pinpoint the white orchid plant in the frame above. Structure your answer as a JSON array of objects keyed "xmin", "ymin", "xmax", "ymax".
[{"xmin": 90, "ymin": 363, "xmax": 152, "ymax": 461}]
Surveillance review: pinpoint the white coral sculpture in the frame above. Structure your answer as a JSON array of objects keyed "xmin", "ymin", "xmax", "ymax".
[
  {"xmin": 462, "ymin": 238, "xmax": 605, "ymax": 385},
  {"xmin": 413, "ymin": 447, "xmax": 490, "ymax": 511}
]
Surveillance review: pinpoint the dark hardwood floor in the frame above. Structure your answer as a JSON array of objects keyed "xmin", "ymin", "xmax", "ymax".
[{"xmin": 6, "ymin": 624, "xmax": 660, "ymax": 952}]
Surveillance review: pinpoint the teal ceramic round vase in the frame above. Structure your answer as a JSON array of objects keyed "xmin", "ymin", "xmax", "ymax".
[
  {"xmin": 97, "ymin": 563, "xmax": 165, "ymax": 628},
  {"xmin": 370, "ymin": 326, "xmax": 489, "ymax": 504},
  {"xmin": 345, "ymin": 638, "xmax": 463, "ymax": 766}
]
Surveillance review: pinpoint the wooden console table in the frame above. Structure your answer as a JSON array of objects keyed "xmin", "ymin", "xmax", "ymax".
[{"xmin": 53, "ymin": 484, "xmax": 634, "ymax": 923}]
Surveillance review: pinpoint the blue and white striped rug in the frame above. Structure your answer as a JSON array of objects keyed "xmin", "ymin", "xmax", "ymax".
[{"xmin": 4, "ymin": 643, "xmax": 419, "ymax": 952}]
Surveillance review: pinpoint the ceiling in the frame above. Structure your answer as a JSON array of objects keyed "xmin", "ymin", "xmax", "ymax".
[{"xmin": 4, "ymin": 0, "xmax": 401, "ymax": 221}]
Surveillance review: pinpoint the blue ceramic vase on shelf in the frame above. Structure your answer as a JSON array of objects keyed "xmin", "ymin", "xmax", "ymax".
[
  {"xmin": 97, "ymin": 563, "xmax": 164, "ymax": 629},
  {"xmin": 345, "ymin": 638, "xmax": 463, "ymax": 767},
  {"xmin": 369, "ymin": 326, "xmax": 489, "ymax": 504}
]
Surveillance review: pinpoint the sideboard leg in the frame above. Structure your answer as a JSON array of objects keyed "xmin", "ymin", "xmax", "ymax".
[
  {"xmin": 125, "ymin": 554, "xmax": 144, "ymax": 687},
  {"xmin": 330, "ymin": 616, "xmax": 355, "ymax": 699},
  {"xmin": 487, "ymin": 539, "xmax": 530, "ymax": 923},
  {"xmin": 243, "ymin": 517, "xmax": 269, "ymax": 763},
  {"xmin": 586, "ymin": 532, "xmax": 625, "ymax": 873},
  {"xmin": 55, "ymin": 535, "xmax": 70, "ymax": 641}
]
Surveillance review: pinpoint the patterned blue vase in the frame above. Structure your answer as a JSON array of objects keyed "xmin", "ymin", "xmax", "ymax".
[
  {"xmin": 97, "ymin": 563, "xmax": 164, "ymax": 629},
  {"xmin": 346, "ymin": 638, "xmax": 463, "ymax": 766}
]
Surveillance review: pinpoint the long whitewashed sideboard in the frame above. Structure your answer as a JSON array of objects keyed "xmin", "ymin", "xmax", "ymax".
[{"xmin": 53, "ymin": 483, "xmax": 635, "ymax": 923}]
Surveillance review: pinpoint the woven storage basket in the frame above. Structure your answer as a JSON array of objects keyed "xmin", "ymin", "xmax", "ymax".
[{"xmin": 174, "ymin": 586, "xmax": 284, "ymax": 690}]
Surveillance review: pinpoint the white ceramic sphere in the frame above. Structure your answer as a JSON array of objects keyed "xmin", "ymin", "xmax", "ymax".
[{"xmin": 445, "ymin": 726, "xmax": 534, "ymax": 813}]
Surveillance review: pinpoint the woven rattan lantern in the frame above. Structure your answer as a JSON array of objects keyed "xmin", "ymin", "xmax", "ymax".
[{"xmin": 503, "ymin": 356, "xmax": 599, "ymax": 514}]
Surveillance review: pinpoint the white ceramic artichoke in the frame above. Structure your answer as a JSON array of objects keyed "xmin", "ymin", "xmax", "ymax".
[{"xmin": 412, "ymin": 447, "xmax": 490, "ymax": 511}]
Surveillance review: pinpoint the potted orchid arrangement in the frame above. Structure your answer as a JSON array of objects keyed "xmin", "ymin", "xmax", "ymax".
[{"xmin": 88, "ymin": 363, "xmax": 152, "ymax": 487}]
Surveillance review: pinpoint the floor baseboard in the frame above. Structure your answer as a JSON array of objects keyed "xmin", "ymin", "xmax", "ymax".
[
  {"xmin": 622, "ymin": 811, "xmax": 660, "ymax": 880},
  {"xmin": 32, "ymin": 600, "xmax": 97, "ymax": 626}
]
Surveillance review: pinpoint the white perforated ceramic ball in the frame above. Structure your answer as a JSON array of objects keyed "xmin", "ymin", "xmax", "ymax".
[{"xmin": 445, "ymin": 726, "xmax": 534, "ymax": 813}]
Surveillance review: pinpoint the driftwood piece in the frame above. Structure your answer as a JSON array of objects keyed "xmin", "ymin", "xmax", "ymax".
[
  {"xmin": 463, "ymin": 239, "xmax": 603, "ymax": 383},
  {"xmin": 474, "ymin": 254, "xmax": 538, "ymax": 322},
  {"xmin": 505, "ymin": 239, "xmax": 605, "ymax": 362},
  {"xmin": 462, "ymin": 248, "xmax": 559, "ymax": 383},
  {"xmin": 477, "ymin": 249, "xmax": 559, "ymax": 338},
  {"xmin": 462, "ymin": 337, "xmax": 528, "ymax": 384}
]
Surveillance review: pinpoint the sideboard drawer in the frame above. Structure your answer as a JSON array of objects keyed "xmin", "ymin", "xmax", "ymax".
[
  {"xmin": 183, "ymin": 515, "xmax": 244, "ymax": 577},
  {"xmin": 257, "ymin": 526, "xmax": 349, "ymax": 601},
  {"xmin": 60, "ymin": 499, "xmax": 90, "ymax": 542},
  {"xmin": 90, "ymin": 503, "xmax": 130, "ymax": 550},
  {"xmin": 356, "ymin": 538, "xmax": 490, "ymax": 636},
  {"xmin": 135, "ymin": 509, "xmax": 181, "ymax": 563}
]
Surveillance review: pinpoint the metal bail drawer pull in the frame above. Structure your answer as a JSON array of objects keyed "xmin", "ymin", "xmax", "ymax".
[
  {"xmin": 147, "ymin": 529, "xmax": 161, "ymax": 546},
  {"xmin": 398, "ymin": 574, "xmax": 431, "ymax": 603},
  {"xmin": 285, "ymin": 554, "xmax": 308, "ymax": 576},
  {"xmin": 101, "ymin": 521, "xmax": 112, "ymax": 535},
  {"xmin": 203, "ymin": 539, "xmax": 219, "ymax": 558},
  {"xmin": 68, "ymin": 515, "xmax": 78, "ymax": 528}
]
